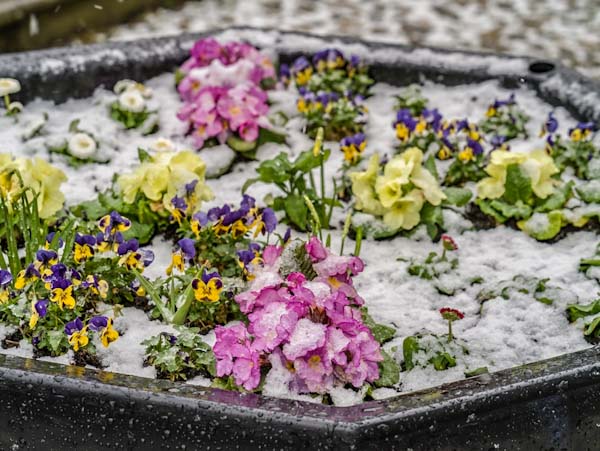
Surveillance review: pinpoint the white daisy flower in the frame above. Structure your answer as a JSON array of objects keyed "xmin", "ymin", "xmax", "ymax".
[
  {"xmin": 118, "ymin": 90, "xmax": 146, "ymax": 113},
  {"xmin": 150, "ymin": 137, "xmax": 175, "ymax": 153},
  {"xmin": 68, "ymin": 133, "xmax": 97, "ymax": 159},
  {"xmin": 0, "ymin": 78, "xmax": 21, "ymax": 97}
]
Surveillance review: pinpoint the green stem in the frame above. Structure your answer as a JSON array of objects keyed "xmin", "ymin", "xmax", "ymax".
[
  {"xmin": 447, "ymin": 320, "xmax": 453, "ymax": 343},
  {"xmin": 3, "ymin": 94, "xmax": 9, "ymax": 111}
]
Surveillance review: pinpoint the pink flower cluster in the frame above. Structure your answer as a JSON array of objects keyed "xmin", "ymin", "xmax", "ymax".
[
  {"xmin": 177, "ymin": 84, "xmax": 270, "ymax": 148},
  {"xmin": 212, "ymin": 237, "xmax": 383, "ymax": 394},
  {"xmin": 177, "ymin": 39, "xmax": 276, "ymax": 149},
  {"xmin": 180, "ymin": 38, "xmax": 276, "ymax": 83}
]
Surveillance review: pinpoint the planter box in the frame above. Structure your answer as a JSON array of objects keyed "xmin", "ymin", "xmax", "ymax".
[{"xmin": 1, "ymin": 28, "xmax": 600, "ymax": 450}]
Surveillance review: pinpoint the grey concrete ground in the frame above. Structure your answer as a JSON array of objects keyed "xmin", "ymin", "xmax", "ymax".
[{"xmin": 97, "ymin": 0, "xmax": 600, "ymax": 78}]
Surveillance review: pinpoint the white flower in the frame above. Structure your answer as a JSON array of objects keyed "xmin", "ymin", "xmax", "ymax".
[
  {"xmin": 118, "ymin": 90, "xmax": 146, "ymax": 113},
  {"xmin": 113, "ymin": 79, "xmax": 137, "ymax": 94},
  {"xmin": 68, "ymin": 133, "xmax": 97, "ymax": 159},
  {"xmin": 8, "ymin": 102, "xmax": 23, "ymax": 113},
  {"xmin": 114, "ymin": 79, "xmax": 153, "ymax": 98},
  {"xmin": 150, "ymin": 138, "xmax": 176, "ymax": 153},
  {"xmin": 0, "ymin": 78, "xmax": 21, "ymax": 97}
]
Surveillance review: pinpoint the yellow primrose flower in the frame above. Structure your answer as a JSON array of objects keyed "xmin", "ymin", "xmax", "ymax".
[
  {"xmin": 118, "ymin": 150, "xmax": 213, "ymax": 209},
  {"xmin": 349, "ymin": 154, "xmax": 385, "ymax": 216},
  {"xmin": 0, "ymin": 155, "xmax": 66, "ymax": 218},
  {"xmin": 477, "ymin": 150, "xmax": 557, "ymax": 200},
  {"xmin": 385, "ymin": 148, "xmax": 445, "ymax": 206},
  {"xmin": 382, "ymin": 189, "xmax": 425, "ymax": 231},
  {"xmin": 519, "ymin": 150, "xmax": 559, "ymax": 199}
]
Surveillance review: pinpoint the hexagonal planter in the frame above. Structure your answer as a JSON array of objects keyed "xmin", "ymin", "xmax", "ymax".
[{"xmin": 1, "ymin": 29, "xmax": 600, "ymax": 450}]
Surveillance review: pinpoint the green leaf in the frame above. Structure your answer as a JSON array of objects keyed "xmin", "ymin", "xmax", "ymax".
[
  {"xmin": 576, "ymin": 181, "xmax": 600, "ymax": 204},
  {"xmin": 465, "ymin": 367, "xmax": 489, "ymax": 378},
  {"xmin": 360, "ymin": 308, "xmax": 396, "ymax": 344},
  {"xmin": 420, "ymin": 203, "xmax": 444, "ymax": 239},
  {"xmin": 47, "ymin": 329, "xmax": 67, "ymax": 353},
  {"xmin": 68, "ymin": 119, "xmax": 80, "ymax": 133},
  {"xmin": 503, "ymin": 164, "xmax": 532, "ymax": 204},
  {"xmin": 137, "ymin": 147, "xmax": 152, "ymax": 163},
  {"xmin": 122, "ymin": 221, "xmax": 155, "ymax": 245},
  {"xmin": 284, "ymin": 194, "xmax": 308, "ymax": 230},
  {"xmin": 402, "ymin": 336, "xmax": 420, "ymax": 371},
  {"xmin": 256, "ymin": 154, "xmax": 292, "ymax": 184},
  {"xmin": 374, "ymin": 350, "xmax": 400, "ymax": 387},
  {"xmin": 226, "ymin": 135, "xmax": 258, "ymax": 153},
  {"xmin": 443, "ymin": 187, "xmax": 473, "ymax": 207},
  {"xmin": 584, "ymin": 316, "xmax": 600, "ymax": 338},
  {"xmin": 424, "ymin": 155, "xmax": 439, "ymax": 181},
  {"xmin": 566, "ymin": 299, "xmax": 600, "ymax": 322},
  {"xmin": 517, "ymin": 211, "xmax": 563, "ymax": 241},
  {"xmin": 430, "ymin": 352, "xmax": 456, "ymax": 371},
  {"xmin": 536, "ymin": 182, "xmax": 572, "ymax": 212},
  {"xmin": 293, "ymin": 149, "xmax": 330, "ymax": 173},
  {"xmin": 489, "ymin": 199, "xmax": 532, "ymax": 219}
]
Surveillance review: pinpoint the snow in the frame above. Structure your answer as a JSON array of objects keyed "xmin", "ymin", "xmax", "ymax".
[{"xmin": 0, "ymin": 51, "xmax": 598, "ymax": 405}]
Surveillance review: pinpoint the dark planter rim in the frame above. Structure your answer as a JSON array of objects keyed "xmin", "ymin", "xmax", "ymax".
[{"xmin": 1, "ymin": 27, "xmax": 600, "ymax": 449}]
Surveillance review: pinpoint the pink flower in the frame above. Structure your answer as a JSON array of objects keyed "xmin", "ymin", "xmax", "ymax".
[
  {"xmin": 282, "ymin": 318, "xmax": 327, "ymax": 361},
  {"xmin": 239, "ymin": 122, "xmax": 259, "ymax": 141},
  {"xmin": 343, "ymin": 329, "xmax": 383, "ymax": 387},
  {"xmin": 248, "ymin": 300, "xmax": 304, "ymax": 352},
  {"xmin": 213, "ymin": 323, "xmax": 262, "ymax": 391},
  {"xmin": 235, "ymin": 284, "xmax": 287, "ymax": 314},
  {"xmin": 262, "ymin": 245, "xmax": 282, "ymax": 266},
  {"xmin": 305, "ymin": 236, "xmax": 328, "ymax": 262}
]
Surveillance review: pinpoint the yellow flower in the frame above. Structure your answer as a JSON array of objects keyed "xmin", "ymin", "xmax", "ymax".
[
  {"xmin": 193, "ymin": 278, "xmax": 222, "ymax": 303},
  {"xmin": 100, "ymin": 319, "xmax": 119, "ymax": 347},
  {"xmin": 382, "ymin": 189, "xmax": 425, "ymax": 230},
  {"xmin": 69, "ymin": 328, "xmax": 89, "ymax": 351},
  {"xmin": 166, "ymin": 252, "xmax": 184, "ymax": 275},
  {"xmin": 0, "ymin": 155, "xmax": 66, "ymax": 218},
  {"xmin": 519, "ymin": 150, "xmax": 559, "ymax": 199},
  {"xmin": 50, "ymin": 285, "xmax": 76, "ymax": 310},
  {"xmin": 349, "ymin": 154, "xmax": 385, "ymax": 216},
  {"xmin": 477, "ymin": 150, "xmax": 557, "ymax": 200},
  {"xmin": 117, "ymin": 150, "xmax": 213, "ymax": 209}
]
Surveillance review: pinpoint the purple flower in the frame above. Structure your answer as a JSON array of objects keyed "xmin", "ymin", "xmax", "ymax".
[
  {"xmin": 291, "ymin": 56, "xmax": 311, "ymax": 75},
  {"xmin": 45, "ymin": 232, "xmax": 64, "ymax": 248},
  {"xmin": 36, "ymin": 249, "xmax": 58, "ymax": 265},
  {"xmin": 192, "ymin": 211, "xmax": 209, "ymax": 227},
  {"xmin": 240, "ymin": 194, "xmax": 256, "ymax": 213},
  {"xmin": 545, "ymin": 112, "xmax": 558, "ymax": 134},
  {"xmin": 466, "ymin": 138, "xmax": 484, "ymax": 156},
  {"xmin": 64, "ymin": 317, "xmax": 84, "ymax": 336},
  {"xmin": 117, "ymin": 239, "xmax": 139, "ymax": 256},
  {"xmin": 75, "ymin": 233, "xmax": 96, "ymax": 247},
  {"xmin": 0, "ymin": 269, "xmax": 12, "ymax": 287},
  {"xmin": 490, "ymin": 135, "xmax": 508, "ymax": 149},
  {"xmin": 177, "ymin": 238, "xmax": 196, "ymax": 261},
  {"xmin": 88, "ymin": 316, "xmax": 108, "ymax": 331},
  {"xmin": 260, "ymin": 208, "xmax": 277, "ymax": 233},
  {"xmin": 492, "ymin": 93, "xmax": 516, "ymax": 109},
  {"xmin": 34, "ymin": 299, "xmax": 49, "ymax": 317}
]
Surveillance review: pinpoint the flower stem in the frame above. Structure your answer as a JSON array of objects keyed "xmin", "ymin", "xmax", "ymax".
[
  {"xmin": 3, "ymin": 94, "xmax": 9, "ymax": 111},
  {"xmin": 447, "ymin": 320, "xmax": 453, "ymax": 343}
]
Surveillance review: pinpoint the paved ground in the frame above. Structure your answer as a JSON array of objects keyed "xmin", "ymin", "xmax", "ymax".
[{"xmin": 98, "ymin": 0, "xmax": 600, "ymax": 78}]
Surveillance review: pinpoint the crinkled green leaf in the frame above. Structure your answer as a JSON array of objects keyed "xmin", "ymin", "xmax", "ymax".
[
  {"xmin": 443, "ymin": 187, "xmax": 473, "ymax": 207},
  {"xmin": 503, "ymin": 164, "xmax": 532, "ymax": 204}
]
